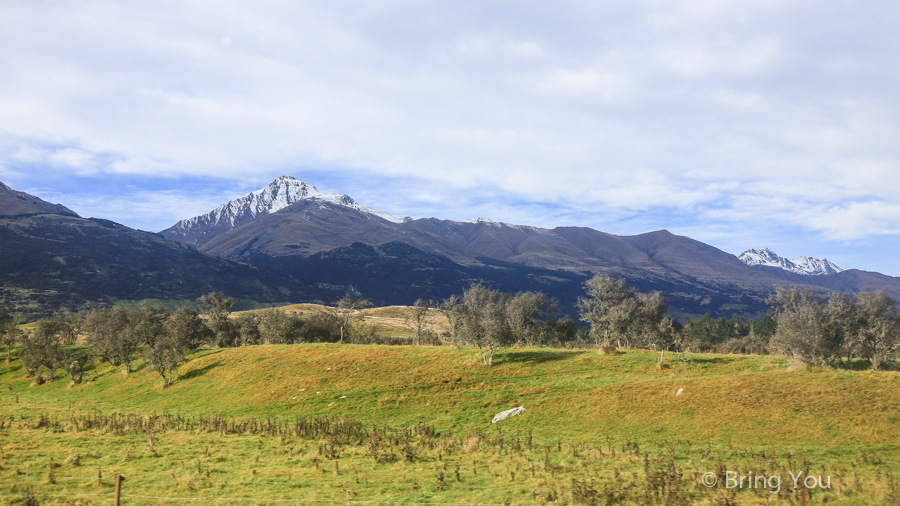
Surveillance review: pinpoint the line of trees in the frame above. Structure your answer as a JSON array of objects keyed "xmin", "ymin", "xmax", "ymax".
[
  {"xmin": 768, "ymin": 287, "xmax": 899, "ymax": 369},
  {"xmin": 4, "ymin": 278, "xmax": 897, "ymax": 379},
  {"xmin": 3, "ymin": 292, "xmax": 371, "ymax": 387},
  {"xmin": 572, "ymin": 275, "xmax": 898, "ymax": 370},
  {"xmin": 441, "ymin": 285, "xmax": 577, "ymax": 365}
]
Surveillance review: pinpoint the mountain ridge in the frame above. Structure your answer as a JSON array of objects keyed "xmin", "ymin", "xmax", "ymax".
[
  {"xmin": 161, "ymin": 176, "xmax": 409, "ymax": 247},
  {"xmin": 739, "ymin": 247, "xmax": 843, "ymax": 275},
  {"xmin": 161, "ymin": 176, "xmax": 900, "ymax": 318},
  {"xmin": 0, "ymin": 182, "xmax": 79, "ymax": 218},
  {"xmin": 0, "ymin": 181, "xmax": 336, "ymax": 321}
]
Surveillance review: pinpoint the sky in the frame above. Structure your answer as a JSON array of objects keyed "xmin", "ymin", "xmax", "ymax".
[{"xmin": 2, "ymin": 1, "xmax": 900, "ymax": 274}]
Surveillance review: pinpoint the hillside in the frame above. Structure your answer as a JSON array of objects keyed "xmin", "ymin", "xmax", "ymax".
[
  {"xmin": 2, "ymin": 344, "xmax": 898, "ymax": 504},
  {"xmin": 0, "ymin": 213, "xmax": 332, "ymax": 321},
  {"xmin": 5, "ymin": 344, "xmax": 897, "ymax": 446}
]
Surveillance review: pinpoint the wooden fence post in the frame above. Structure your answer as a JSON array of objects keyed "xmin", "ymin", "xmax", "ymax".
[{"xmin": 115, "ymin": 475, "xmax": 124, "ymax": 506}]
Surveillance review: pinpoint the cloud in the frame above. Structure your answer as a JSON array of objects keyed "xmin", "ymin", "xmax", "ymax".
[{"xmin": 2, "ymin": 0, "xmax": 900, "ymax": 269}]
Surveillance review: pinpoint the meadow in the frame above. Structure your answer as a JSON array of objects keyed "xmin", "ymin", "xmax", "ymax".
[{"xmin": 0, "ymin": 306, "xmax": 898, "ymax": 505}]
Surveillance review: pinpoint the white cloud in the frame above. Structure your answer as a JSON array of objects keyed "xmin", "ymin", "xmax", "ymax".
[{"xmin": 2, "ymin": 0, "xmax": 900, "ymax": 263}]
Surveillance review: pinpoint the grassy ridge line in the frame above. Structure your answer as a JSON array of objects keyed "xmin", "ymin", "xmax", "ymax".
[{"xmin": 3, "ymin": 345, "xmax": 898, "ymax": 448}]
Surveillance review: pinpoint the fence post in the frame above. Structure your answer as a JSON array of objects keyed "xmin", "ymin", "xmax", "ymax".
[
  {"xmin": 115, "ymin": 475, "xmax": 124, "ymax": 506},
  {"xmin": 801, "ymin": 487, "xmax": 808, "ymax": 506}
]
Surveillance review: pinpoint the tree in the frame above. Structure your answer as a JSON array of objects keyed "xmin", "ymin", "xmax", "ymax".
[
  {"xmin": 854, "ymin": 291, "xmax": 899, "ymax": 370},
  {"xmin": 505, "ymin": 292, "xmax": 553, "ymax": 347},
  {"xmin": 0, "ymin": 311, "xmax": 18, "ymax": 362},
  {"xmin": 234, "ymin": 312, "xmax": 263, "ymax": 346},
  {"xmin": 19, "ymin": 324, "xmax": 64, "ymax": 382},
  {"xmin": 334, "ymin": 296, "xmax": 373, "ymax": 343},
  {"xmin": 60, "ymin": 348, "xmax": 91, "ymax": 384},
  {"xmin": 577, "ymin": 274, "xmax": 669, "ymax": 351},
  {"xmin": 450, "ymin": 284, "xmax": 511, "ymax": 365},
  {"xmin": 165, "ymin": 307, "xmax": 212, "ymax": 351},
  {"xmin": 301, "ymin": 309, "xmax": 342, "ymax": 342},
  {"xmin": 768, "ymin": 288, "xmax": 844, "ymax": 367},
  {"xmin": 198, "ymin": 292, "xmax": 239, "ymax": 347},
  {"xmin": 144, "ymin": 336, "xmax": 183, "ymax": 387},
  {"xmin": 577, "ymin": 274, "xmax": 636, "ymax": 348},
  {"xmin": 128, "ymin": 303, "xmax": 169, "ymax": 348},
  {"xmin": 84, "ymin": 307, "xmax": 141, "ymax": 373},
  {"xmin": 750, "ymin": 310, "xmax": 777, "ymax": 338},
  {"xmin": 406, "ymin": 299, "xmax": 433, "ymax": 346},
  {"xmin": 30, "ymin": 317, "xmax": 77, "ymax": 347},
  {"xmin": 653, "ymin": 317, "xmax": 679, "ymax": 365},
  {"xmin": 258, "ymin": 309, "xmax": 303, "ymax": 344},
  {"xmin": 440, "ymin": 295, "xmax": 464, "ymax": 346}
]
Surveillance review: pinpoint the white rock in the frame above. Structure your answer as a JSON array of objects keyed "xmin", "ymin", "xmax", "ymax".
[{"xmin": 492, "ymin": 406, "xmax": 525, "ymax": 423}]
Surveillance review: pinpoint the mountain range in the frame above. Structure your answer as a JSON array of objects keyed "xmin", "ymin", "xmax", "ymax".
[
  {"xmin": 161, "ymin": 176, "xmax": 900, "ymax": 319},
  {"xmin": 0, "ymin": 183, "xmax": 336, "ymax": 320},
  {"xmin": 4, "ymin": 176, "xmax": 900, "ymax": 322}
]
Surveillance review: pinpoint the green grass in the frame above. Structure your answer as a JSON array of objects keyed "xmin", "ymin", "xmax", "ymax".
[{"xmin": 1, "ymin": 345, "xmax": 898, "ymax": 504}]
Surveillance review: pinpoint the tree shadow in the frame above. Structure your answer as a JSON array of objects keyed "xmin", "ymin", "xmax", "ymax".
[
  {"xmin": 841, "ymin": 359, "xmax": 872, "ymax": 371},
  {"xmin": 683, "ymin": 356, "xmax": 736, "ymax": 365},
  {"xmin": 180, "ymin": 361, "xmax": 222, "ymax": 380},
  {"xmin": 502, "ymin": 350, "xmax": 580, "ymax": 364}
]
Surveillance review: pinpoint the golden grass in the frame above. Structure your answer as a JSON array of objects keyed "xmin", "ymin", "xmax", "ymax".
[{"xmin": 1, "ymin": 344, "xmax": 899, "ymax": 504}]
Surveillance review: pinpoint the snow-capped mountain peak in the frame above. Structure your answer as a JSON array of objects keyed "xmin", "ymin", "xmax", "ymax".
[
  {"xmin": 161, "ymin": 176, "xmax": 408, "ymax": 247},
  {"xmin": 739, "ymin": 248, "xmax": 843, "ymax": 276}
]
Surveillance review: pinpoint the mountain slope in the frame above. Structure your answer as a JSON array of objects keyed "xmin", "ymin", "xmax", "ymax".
[
  {"xmin": 161, "ymin": 176, "xmax": 408, "ymax": 247},
  {"xmin": 0, "ymin": 182, "xmax": 78, "ymax": 218},
  {"xmin": 191, "ymin": 205, "xmax": 779, "ymax": 317},
  {"xmin": 259, "ymin": 240, "xmax": 592, "ymax": 312},
  {"xmin": 0, "ymin": 183, "xmax": 336, "ymax": 321},
  {"xmin": 0, "ymin": 213, "xmax": 332, "ymax": 320},
  {"xmin": 198, "ymin": 199, "xmax": 475, "ymax": 265}
]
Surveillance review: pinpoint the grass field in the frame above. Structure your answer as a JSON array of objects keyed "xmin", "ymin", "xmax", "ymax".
[{"xmin": 1, "ymin": 339, "xmax": 898, "ymax": 504}]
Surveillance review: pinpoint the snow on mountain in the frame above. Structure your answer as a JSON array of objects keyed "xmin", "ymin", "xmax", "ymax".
[
  {"xmin": 739, "ymin": 248, "xmax": 843, "ymax": 276},
  {"xmin": 161, "ymin": 176, "xmax": 408, "ymax": 247}
]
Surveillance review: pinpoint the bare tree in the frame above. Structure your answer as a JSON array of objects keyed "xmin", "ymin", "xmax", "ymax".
[
  {"xmin": 855, "ymin": 291, "xmax": 899, "ymax": 370},
  {"xmin": 406, "ymin": 299, "xmax": 433, "ymax": 345},
  {"xmin": 165, "ymin": 307, "xmax": 212, "ymax": 351},
  {"xmin": 505, "ymin": 292, "xmax": 553, "ymax": 347},
  {"xmin": 578, "ymin": 274, "xmax": 669, "ymax": 351},
  {"xmin": 258, "ymin": 309, "xmax": 303, "ymax": 344},
  {"xmin": 451, "ymin": 284, "xmax": 511, "ymax": 365},
  {"xmin": 440, "ymin": 295, "xmax": 464, "ymax": 346},
  {"xmin": 768, "ymin": 288, "xmax": 843, "ymax": 367},
  {"xmin": 0, "ymin": 311, "xmax": 18, "ymax": 362},
  {"xmin": 334, "ymin": 296, "xmax": 373, "ymax": 343},
  {"xmin": 84, "ymin": 307, "xmax": 141, "ymax": 373},
  {"xmin": 198, "ymin": 292, "xmax": 239, "ymax": 347},
  {"xmin": 128, "ymin": 303, "xmax": 169, "ymax": 348},
  {"xmin": 19, "ymin": 323, "xmax": 64, "ymax": 381},
  {"xmin": 234, "ymin": 311, "xmax": 263, "ymax": 346},
  {"xmin": 144, "ymin": 336, "xmax": 183, "ymax": 387}
]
